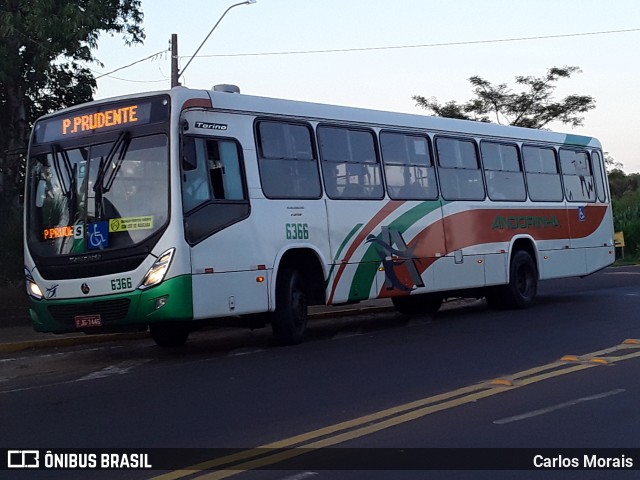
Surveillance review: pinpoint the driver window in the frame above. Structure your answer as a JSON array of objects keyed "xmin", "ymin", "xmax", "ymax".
[{"xmin": 182, "ymin": 137, "xmax": 245, "ymax": 212}]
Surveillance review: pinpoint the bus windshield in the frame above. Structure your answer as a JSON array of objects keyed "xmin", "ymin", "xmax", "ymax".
[{"xmin": 26, "ymin": 133, "xmax": 169, "ymax": 258}]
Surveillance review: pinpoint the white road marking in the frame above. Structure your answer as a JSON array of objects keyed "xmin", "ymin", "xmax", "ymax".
[
  {"xmin": 493, "ymin": 388, "xmax": 626, "ymax": 425},
  {"xmin": 76, "ymin": 360, "xmax": 151, "ymax": 381},
  {"xmin": 0, "ymin": 346, "xmax": 123, "ymax": 363},
  {"xmin": 228, "ymin": 349, "xmax": 264, "ymax": 357},
  {"xmin": 0, "ymin": 359, "xmax": 151, "ymax": 394},
  {"xmin": 331, "ymin": 329, "xmax": 365, "ymax": 340},
  {"xmin": 277, "ymin": 472, "xmax": 319, "ymax": 480}
]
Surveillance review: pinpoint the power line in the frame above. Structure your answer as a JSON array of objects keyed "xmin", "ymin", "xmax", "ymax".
[
  {"xmin": 72, "ymin": 26, "xmax": 640, "ymax": 83},
  {"xmin": 12, "ymin": 23, "xmax": 166, "ymax": 82},
  {"xmin": 185, "ymin": 27, "xmax": 640, "ymax": 58},
  {"xmin": 95, "ymin": 49, "xmax": 167, "ymax": 79},
  {"xmin": 100, "ymin": 75, "xmax": 168, "ymax": 83}
]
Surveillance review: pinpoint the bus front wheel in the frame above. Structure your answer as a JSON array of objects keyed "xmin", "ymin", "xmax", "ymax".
[
  {"xmin": 150, "ymin": 323, "xmax": 190, "ymax": 348},
  {"xmin": 271, "ymin": 269, "xmax": 308, "ymax": 345}
]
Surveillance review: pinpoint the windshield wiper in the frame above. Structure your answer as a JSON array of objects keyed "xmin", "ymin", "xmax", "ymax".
[
  {"xmin": 50, "ymin": 144, "xmax": 78, "ymax": 222},
  {"xmin": 50, "ymin": 144, "xmax": 73, "ymax": 197},
  {"xmin": 94, "ymin": 131, "xmax": 131, "ymax": 221}
]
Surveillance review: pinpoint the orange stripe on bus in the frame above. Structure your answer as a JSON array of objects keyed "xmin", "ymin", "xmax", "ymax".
[
  {"xmin": 377, "ymin": 204, "xmax": 608, "ymax": 299},
  {"xmin": 328, "ymin": 201, "xmax": 405, "ymax": 304}
]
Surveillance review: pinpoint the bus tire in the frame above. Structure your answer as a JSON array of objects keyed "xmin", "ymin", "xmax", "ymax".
[
  {"xmin": 392, "ymin": 293, "xmax": 442, "ymax": 316},
  {"xmin": 487, "ymin": 250, "xmax": 537, "ymax": 309},
  {"xmin": 271, "ymin": 269, "xmax": 308, "ymax": 345},
  {"xmin": 150, "ymin": 323, "xmax": 190, "ymax": 348}
]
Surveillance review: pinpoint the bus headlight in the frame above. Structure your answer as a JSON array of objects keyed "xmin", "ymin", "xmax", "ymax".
[
  {"xmin": 140, "ymin": 248, "xmax": 175, "ymax": 290},
  {"xmin": 27, "ymin": 280, "xmax": 43, "ymax": 300}
]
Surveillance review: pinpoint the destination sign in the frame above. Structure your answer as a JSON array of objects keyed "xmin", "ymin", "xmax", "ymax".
[
  {"xmin": 62, "ymin": 105, "xmax": 142, "ymax": 136},
  {"xmin": 34, "ymin": 96, "xmax": 169, "ymax": 144}
]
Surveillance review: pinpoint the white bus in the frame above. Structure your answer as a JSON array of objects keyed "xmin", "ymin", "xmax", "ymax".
[{"xmin": 24, "ymin": 85, "xmax": 615, "ymax": 347}]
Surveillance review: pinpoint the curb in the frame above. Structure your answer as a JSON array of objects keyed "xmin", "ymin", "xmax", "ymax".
[
  {"xmin": 0, "ymin": 305, "xmax": 396, "ymax": 354},
  {"xmin": 0, "ymin": 331, "xmax": 150, "ymax": 354}
]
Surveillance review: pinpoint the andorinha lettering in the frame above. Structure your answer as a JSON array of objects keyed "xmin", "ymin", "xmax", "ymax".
[
  {"xmin": 492, "ymin": 215, "xmax": 561, "ymax": 230},
  {"xmin": 62, "ymin": 105, "xmax": 139, "ymax": 135}
]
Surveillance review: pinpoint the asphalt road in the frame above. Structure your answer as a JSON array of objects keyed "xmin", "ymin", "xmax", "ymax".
[{"xmin": 2, "ymin": 265, "xmax": 640, "ymax": 480}]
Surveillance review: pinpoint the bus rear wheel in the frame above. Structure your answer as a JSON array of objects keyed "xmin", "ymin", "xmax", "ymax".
[
  {"xmin": 486, "ymin": 250, "xmax": 538, "ymax": 309},
  {"xmin": 392, "ymin": 293, "xmax": 442, "ymax": 316},
  {"xmin": 271, "ymin": 269, "xmax": 308, "ymax": 345},
  {"xmin": 150, "ymin": 323, "xmax": 190, "ymax": 348}
]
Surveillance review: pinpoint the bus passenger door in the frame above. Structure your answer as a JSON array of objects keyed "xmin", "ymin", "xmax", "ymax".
[
  {"xmin": 433, "ymin": 202, "xmax": 486, "ymax": 291},
  {"xmin": 372, "ymin": 200, "xmax": 447, "ymax": 299},
  {"xmin": 182, "ymin": 111, "xmax": 269, "ymax": 318},
  {"xmin": 325, "ymin": 199, "xmax": 447, "ymax": 304},
  {"xmin": 325, "ymin": 200, "xmax": 384, "ymax": 305}
]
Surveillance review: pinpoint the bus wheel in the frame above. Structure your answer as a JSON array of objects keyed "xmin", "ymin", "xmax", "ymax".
[
  {"xmin": 392, "ymin": 293, "xmax": 442, "ymax": 316},
  {"xmin": 150, "ymin": 324, "xmax": 190, "ymax": 348},
  {"xmin": 487, "ymin": 250, "xmax": 537, "ymax": 309},
  {"xmin": 271, "ymin": 269, "xmax": 308, "ymax": 345}
]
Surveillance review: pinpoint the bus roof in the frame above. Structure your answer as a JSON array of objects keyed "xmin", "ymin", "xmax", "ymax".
[
  {"xmin": 36, "ymin": 86, "xmax": 602, "ymax": 149},
  {"xmin": 203, "ymin": 88, "xmax": 600, "ymax": 149}
]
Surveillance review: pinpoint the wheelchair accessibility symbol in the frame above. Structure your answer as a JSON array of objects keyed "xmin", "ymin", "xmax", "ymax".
[
  {"xmin": 88, "ymin": 221, "xmax": 109, "ymax": 249},
  {"xmin": 578, "ymin": 206, "xmax": 587, "ymax": 222}
]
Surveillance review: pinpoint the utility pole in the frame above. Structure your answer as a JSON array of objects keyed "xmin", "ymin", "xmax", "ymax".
[{"xmin": 171, "ymin": 34, "xmax": 179, "ymax": 87}]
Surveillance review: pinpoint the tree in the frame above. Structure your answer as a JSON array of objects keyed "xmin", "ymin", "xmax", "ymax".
[
  {"xmin": 413, "ymin": 66, "xmax": 595, "ymax": 129},
  {"xmin": 605, "ymin": 152, "xmax": 623, "ymax": 171},
  {"xmin": 0, "ymin": 0, "xmax": 145, "ymax": 205}
]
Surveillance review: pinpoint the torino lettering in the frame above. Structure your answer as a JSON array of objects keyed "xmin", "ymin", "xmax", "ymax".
[{"xmin": 492, "ymin": 215, "xmax": 561, "ymax": 230}]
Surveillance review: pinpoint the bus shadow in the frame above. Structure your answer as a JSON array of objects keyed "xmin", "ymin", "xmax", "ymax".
[{"xmin": 100, "ymin": 294, "xmax": 585, "ymax": 361}]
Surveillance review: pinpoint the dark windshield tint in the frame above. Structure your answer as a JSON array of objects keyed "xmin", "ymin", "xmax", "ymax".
[{"xmin": 27, "ymin": 134, "xmax": 169, "ymax": 257}]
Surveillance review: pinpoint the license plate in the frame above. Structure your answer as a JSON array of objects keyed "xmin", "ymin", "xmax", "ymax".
[{"xmin": 75, "ymin": 314, "xmax": 103, "ymax": 328}]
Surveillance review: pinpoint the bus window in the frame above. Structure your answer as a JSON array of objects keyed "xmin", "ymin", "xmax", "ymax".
[
  {"xmin": 182, "ymin": 137, "xmax": 212, "ymax": 211},
  {"xmin": 182, "ymin": 137, "xmax": 246, "ymax": 213},
  {"xmin": 591, "ymin": 151, "xmax": 607, "ymax": 202},
  {"xmin": 318, "ymin": 126, "xmax": 384, "ymax": 199},
  {"xmin": 380, "ymin": 132, "xmax": 438, "ymax": 200},
  {"xmin": 256, "ymin": 121, "xmax": 322, "ymax": 199},
  {"xmin": 480, "ymin": 142, "xmax": 526, "ymax": 201},
  {"xmin": 435, "ymin": 137, "xmax": 484, "ymax": 201},
  {"xmin": 559, "ymin": 149, "xmax": 596, "ymax": 202},
  {"xmin": 523, "ymin": 146, "xmax": 563, "ymax": 202}
]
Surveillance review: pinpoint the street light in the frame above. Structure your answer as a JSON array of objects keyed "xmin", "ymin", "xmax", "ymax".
[{"xmin": 174, "ymin": 0, "xmax": 256, "ymax": 86}]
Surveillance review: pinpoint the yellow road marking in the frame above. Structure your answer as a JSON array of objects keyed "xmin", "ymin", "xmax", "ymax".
[{"xmin": 150, "ymin": 340, "xmax": 640, "ymax": 480}]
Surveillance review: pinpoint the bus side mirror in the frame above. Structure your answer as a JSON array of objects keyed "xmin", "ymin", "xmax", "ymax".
[{"xmin": 35, "ymin": 180, "xmax": 47, "ymax": 207}]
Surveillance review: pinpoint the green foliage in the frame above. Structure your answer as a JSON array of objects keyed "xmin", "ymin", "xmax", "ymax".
[
  {"xmin": 0, "ymin": 0, "xmax": 145, "ymax": 205},
  {"xmin": 613, "ymin": 190, "xmax": 640, "ymax": 257},
  {"xmin": 0, "ymin": 0, "xmax": 145, "ymax": 284},
  {"xmin": 413, "ymin": 66, "xmax": 595, "ymax": 128},
  {"xmin": 608, "ymin": 168, "xmax": 640, "ymax": 198},
  {"xmin": 609, "ymin": 166, "xmax": 640, "ymax": 258}
]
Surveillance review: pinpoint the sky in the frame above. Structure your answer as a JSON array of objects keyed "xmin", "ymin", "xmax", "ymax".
[{"xmin": 92, "ymin": 0, "xmax": 640, "ymax": 172}]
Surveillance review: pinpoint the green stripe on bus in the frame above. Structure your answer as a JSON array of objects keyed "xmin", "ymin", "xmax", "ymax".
[
  {"xmin": 347, "ymin": 201, "xmax": 442, "ymax": 302},
  {"xmin": 29, "ymin": 275, "xmax": 194, "ymax": 334},
  {"xmin": 563, "ymin": 134, "xmax": 592, "ymax": 147},
  {"xmin": 327, "ymin": 223, "xmax": 363, "ymax": 284}
]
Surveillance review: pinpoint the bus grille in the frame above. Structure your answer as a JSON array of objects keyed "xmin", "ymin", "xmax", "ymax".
[{"xmin": 48, "ymin": 299, "xmax": 131, "ymax": 325}]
